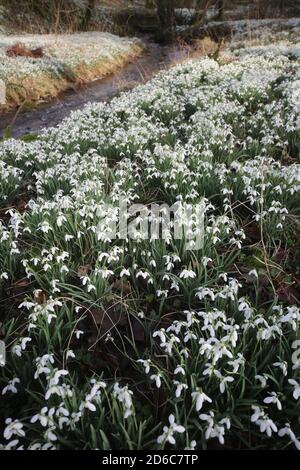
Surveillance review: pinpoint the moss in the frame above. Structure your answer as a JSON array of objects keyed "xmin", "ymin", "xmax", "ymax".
[{"xmin": 20, "ymin": 132, "xmax": 39, "ymax": 142}]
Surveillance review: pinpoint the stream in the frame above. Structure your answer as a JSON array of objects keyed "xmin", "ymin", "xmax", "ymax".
[{"xmin": 0, "ymin": 38, "xmax": 193, "ymax": 139}]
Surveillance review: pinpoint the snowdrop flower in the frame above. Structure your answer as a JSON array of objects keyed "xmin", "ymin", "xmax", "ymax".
[
  {"xmin": 251, "ymin": 406, "xmax": 278, "ymax": 437},
  {"xmin": 39, "ymin": 221, "xmax": 52, "ymax": 233},
  {"xmin": 80, "ymin": 276, "xmax": 89, "ymax": 286},
  {"xmin": 2, "ymin": 378, "xmax": 20, "ymax": 395},
  {"xmin": 21, "ymin": 337, "xmax": 32, "ymax": 349},
  {"xmin": 12, "ymin": 337, "xmax": 32, "ymax": 357},
  {"xmin": 191, "ymin": 390, "xmax": 212, "ymax": 411},
  {"xmin": 45, "ymin": 369, "xmax": 70, "ymax": 400},
  {"xmin": 273, "ymin": 361, "xmax": 288, "ymax": 376},
  {"xmin": 219, "ymin": 272, "xmax": 228, "ymax": 282},
  {"xmin": 215, "ymin": 371, "xmax": 234, "ymax": 394},
  {"xmin": 28, "ymin": 442, "xmax": 55, "ymax": 450},
  {"xmin": 263, "ymin": 392, "xmax": 282, "ymax": 410},
  {"xmin": 66, "ymin": 350, "xmax": 75, "ymax": 360},
  {"xmin": 113, "ymin": 383, "xmax": 134, "ymax": 419},
  {"xmin": 168, "ymin": 320, "xmax": 185, "ymax": 335},
  {"xmin": 49, "ymin": 369, "xmax": 69, "ymax": 386},
  {"xmin": 238, "ymin": 298, "xmax": 255, "ymax": 321},
  {"xmin": 44, "ymin": 427, "xmax": 57, "ymax": 442},
  {"xmin": 104, "ymin": 333, "xmax": 114, "ymax": 343},
  {"xmin": 0, "ymin": 439, "xmax": 21, "ymax": 450},
  {"xmin": 4, "ymin": 419, "xmax": 25, "ymax": 440},
  {"xmin": 291, "ymin": 340, "xmax": 300, "ymax": 369},
  {"xmin": 185, "ymin": 440, "xmax": 197, "ymax": 450},
  {"xmin": 120, "ymin": 268, "xmax": 130, "ymax": 277},
  {"xmin": 183, "ymin": 331, "xmax": 197, "ymax": 344},
  {"xmin": 248, "ymin": 269, "xmax": 258, "ymax": 278},
  {"xmin": 156, "ymin": 289, "xmax": 169, "ymax": 298},
  {"xmin": 199, "ymin": 412, "xmax": 215, "ymax": 428},
  {"xmin": 173, "ymin": 381, "xmax": 188, "ymax": 398},
  {"xmin": 257, "ymin": 416, "xmax": 278, "ymax": 437},
  {"xmin": 80, "ymin": 381, "xmax": 106, "ymax": 413},
  {"xmin": 200, "ymin": 412, "xmax": 231, "ymax": 445},
  {"xmin": 44, "ymin": 386, "xmax": 61, "ymax": 402},
  {"xmin": 288, "ymin": 379, "xmax": 300, "ymax": 400},
  {"xmin": 18, "ymin": 300, "xmax": 35, "ymax": 310},
  {"xmin": 179, "ymin": 348, "xmax": 190, "ymax": 359},
  {"xmin": 34, "ymin": 354, "xmax": 54, "ymax": 379},
  {"xmin": 280, "ymin": 307, "xmax": 300, "ymax": 331},
  {"xmin": 195, "ymin": 287, "xmax": 215, "ymax": 301},
  {"xmin": 137, "ymin": 359, "xmax": 151, "ymax": 374},
  {"xmin": 174, "ymin": 365, "xmax": 185, "ymax": 376},
  {"xmin": 56, "ymin": 215, "xmax": 67, "ymax": 227},
  {"xmin": 87, "ymin": 283, "xmax": 96, "ymax": 293},
  {"xmin": 202, "ymin": 362, "xmax": 215, "ymax": 377},
  {"xmin": 255, "ymin": 374, "xmax": 268, "ymax": 388},
  {"xmin": 153, "ymin": 329, "xmax": 166, "ymax": 344},
  {"xmin": 202, "ymin": 257, "xmax": 212, "ymax": 267},
  {"xmin": 157, "ymin": 414, "xmax": 185, "ymax": 446},
  {"xmin": 75, "ymin": 330, "xmax": 84, "ymax": 339},
  {"xmin": 50, "ymin": 279, "xmax": 61, "ymax": 294},
  {"xmin": 278, "ymin": 424, "xmax": 300, "ymax": 450},
  {"xmin": 97, "ymin": 268, "xmax": 114, "ymax": 279},
  {"xmin": 150, "ymin": 373, "xmax": 162, "ymax": 389},
  {"xmin": 228, "ymin": 353, "xmax": 245, "ymax": 373},
  {"xmin": 136, "ymin": 270, "xmax": 150, "ymax": 280},
  {"xmin": 251, "ymin": 405, "xmax": 264, "ymax": 423},
  {"xmin": 179, "ymin": 269, "xmax": 196, "ymax": 279},
  {"xmin": 31, "ymin": 407, "xmax": 54, "ymax": 427}
]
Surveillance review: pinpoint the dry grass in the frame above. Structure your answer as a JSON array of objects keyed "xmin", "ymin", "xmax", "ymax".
[{"xmin": 193, "ymin": 36, "xmax": 218, "ymax": 56}]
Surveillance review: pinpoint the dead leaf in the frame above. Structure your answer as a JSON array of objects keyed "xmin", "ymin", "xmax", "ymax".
[
  {"xmin": 113, "ymin": 279, "xmax": 132, "ymax": 295},
  {"xmin": 17, "ymin": 200, "xmax": 28, "ymax": 213},
  {"xmin": 7, "ymin": 278, "xmax": 30, "ymax": 298},
  {"xmin": 245, "ymin": 223, "xmax": 261, "ymax": 243},
  {"xmin": 87, "ymin": 306, "xmax": 127, "ymax": 335},
  {"xmin": 276, "ymin": 282, "xmax": 300, "ymax": 304},
  {"xmin": 132, "ymin": 320, "xmax": 145, "ymax": 342},
  {"xmin": 34, "ymin": 289, "xmax": 47, "ymax": 304},
  {"xmin": 7, "ymin": 42, "xmax": 44, "ymax": 58},
  {"xmin": 77, "ymin": 265, "xmax": 92, "ymax": 278},
  {"xmin": 10, "ymin": 279, "xmax": 29, "ymax": 288}
]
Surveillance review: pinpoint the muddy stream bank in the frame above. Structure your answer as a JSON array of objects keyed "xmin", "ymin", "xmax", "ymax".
[{"xmin": 0, "ymin": 39, "xmax": 192, "ymax": 139}]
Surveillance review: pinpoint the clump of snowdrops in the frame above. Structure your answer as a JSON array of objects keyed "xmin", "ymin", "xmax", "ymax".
[{"xmin": 0, "ymin": 44, "xmax": 300, "ymax": 450}]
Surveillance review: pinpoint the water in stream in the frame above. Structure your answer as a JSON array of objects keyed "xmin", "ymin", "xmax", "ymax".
[{"xmin": 0, "ymin": 39, "xmax": 192, "ymax": 139}]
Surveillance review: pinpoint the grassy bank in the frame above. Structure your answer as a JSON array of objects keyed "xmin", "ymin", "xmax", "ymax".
[{"xmin": 0, "ymin": 32, "xmax": 143, "ymax": 110}]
